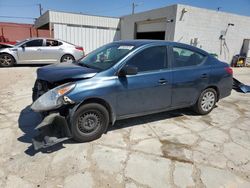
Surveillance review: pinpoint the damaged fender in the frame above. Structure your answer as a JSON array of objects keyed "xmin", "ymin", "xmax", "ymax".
[{"xmin": 32, "ymin": 113, "xmax": 72, "ymax": 150}]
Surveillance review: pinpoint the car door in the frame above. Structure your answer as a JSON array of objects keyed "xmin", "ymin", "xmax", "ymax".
[
  {"xmin": 39, "ymin": 39, "xmax": 64, "ymax": 63},
  {"xmin": 17, "ymin": 39, "xmax": 44, "ymax": 63},
  {"xmin": 116, "ymin": 45, "xmax": 172, "ymax": 117},
  {"xmin": 170, "ymin": 46, "xmax": 209, "ymax": 107}
]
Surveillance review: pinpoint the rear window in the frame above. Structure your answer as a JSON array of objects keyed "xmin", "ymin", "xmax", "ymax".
[
  {"xmin": 172, "ymin": 47, "xmax": 206, "ymax": 68},
  {"xmin": 46, "ymin": 39, "xmax": 62, "ymax": 46}
]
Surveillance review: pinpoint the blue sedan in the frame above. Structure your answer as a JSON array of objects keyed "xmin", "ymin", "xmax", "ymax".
[{"xmin": 31, "ymin": 40, "xmax": 233, "ymax": 149}]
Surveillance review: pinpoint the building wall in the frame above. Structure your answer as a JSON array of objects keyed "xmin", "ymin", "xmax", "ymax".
[
  {"xmin": 34, "ymin": 6, "xmax": 250, "ymax": 61},
  {"xmin": 0, "ymin": 22, "xmax": 49, "ymax": 43},
  {"xmin": 174, "ymin": 4, "xmax": 250, "ymax": 63},
  {"xmin": 35, "ymin": 11, "xmax": 121, "ymax": 53},
  {"xmin": 53, "ymin": 23, "xmax": 120, "ymax": 53},
  {"xmin": 120, "ymin": 5, "xmax": 177, "ymax": 41},
  {"xmin": 34, "ymin": 11, "xmax": 50, "ymax": 29},
  {"xmin": 49, "ymin": 11, "xmax": 120, "ymax": 29}
]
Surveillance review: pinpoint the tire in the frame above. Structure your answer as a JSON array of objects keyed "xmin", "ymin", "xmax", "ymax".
[
  {"xmin": 193, "ymin": 88, "xmax": 217, "ymax": 115},
  {"xmin": 32, "ymin": 80, "xmax": 39, "ymax": 102},
  {"xmin": 0, "ymin": 53, "xmax": 15, "ymax": 67},
  {"xmin": 71, "ymin": 103, "xmax": 109, "ymax": 142},
  {"xmin": 60, "ymin": 54, "xmax": 75, "ymax": 63}
]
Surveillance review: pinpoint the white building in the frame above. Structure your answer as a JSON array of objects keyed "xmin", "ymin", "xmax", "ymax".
[
  {"xmin": 121, "ymin": 4, "xmax": 250, "ymax": 63},
  {"xmin": 35, "ymin": 10, "xmax": 120, "ymax": 53},
  {"xmin": 35, "ymin": 5, "xmax": 250, "ymax": 62}
]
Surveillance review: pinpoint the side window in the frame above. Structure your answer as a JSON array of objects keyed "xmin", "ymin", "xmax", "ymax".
[
  {"xmin": 126, "ymin": 46, "xmax": 167, "ymax": 72},
  {"xmin": 25, "ymin": 39, "xmax": 43, "ymax": 47},
  {"xmin": 46, "ymin": 39, "xmax": 62, "ymax": 46},
  {"xmin": 172, "ymin": 47, "xmax": 205, "ymax": 68}
]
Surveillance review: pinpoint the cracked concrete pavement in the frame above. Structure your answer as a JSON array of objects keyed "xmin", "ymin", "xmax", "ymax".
[{"xmin": 0, "ymin": 66, "xmax": 250, "ymax": 188}]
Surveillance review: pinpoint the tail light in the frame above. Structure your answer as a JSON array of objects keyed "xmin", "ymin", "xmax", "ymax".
[
  {"xmin": 75, "ymin": 46, "xmax": 84, "ymax": 51},
  {"xmin": 225, "ymin": 67, "xmax": 233, "ymax": 75}
]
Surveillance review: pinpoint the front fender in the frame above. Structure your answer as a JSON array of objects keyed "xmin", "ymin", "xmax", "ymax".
[
  {"xmin": 0, "ymin": 52, "xmax": 17, "ymax": 63},
  {"xmin": 67, "ymin": 97, "xmax": 117, "ymax": 127},
  {"xmin": 66, "ymin": 77, "xmax": 118, "ymax": 125}
]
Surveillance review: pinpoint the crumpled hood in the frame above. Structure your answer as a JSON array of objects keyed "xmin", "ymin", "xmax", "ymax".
[{"xmin": 37, "ymin": 62, "xmax": 98, "ymax": 83}]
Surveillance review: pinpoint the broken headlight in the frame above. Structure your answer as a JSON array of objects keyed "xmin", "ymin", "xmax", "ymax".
[{"xmin": 31, "ymin": 83, "xmax": 76, "ymax": 112}]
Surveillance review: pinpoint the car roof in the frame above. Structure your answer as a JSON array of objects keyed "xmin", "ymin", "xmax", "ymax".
[
  {"xmin": 25, "ymin": 38, "xmax": 75, "ymax": 44},
  {"xmin": 113, "ymin": 40, "xmax": 209, "ymax": 55}
]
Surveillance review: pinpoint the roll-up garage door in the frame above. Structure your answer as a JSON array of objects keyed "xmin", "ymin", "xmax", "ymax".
[{"xmin": 136, "ymin": 18, "xmax": 166, "ymax": 40}]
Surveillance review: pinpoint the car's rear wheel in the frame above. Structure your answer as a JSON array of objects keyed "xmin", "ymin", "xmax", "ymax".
[
  {"xmin": 71, "ymin": 103, "xmax": 109, "ymax": 142},
  {"xmin": 193, "ymin": 88, "xmax": 217, "ymax": 115},
  {"xmin": 60, "ymin": 54, "xmax": 75, "ymax": 63},
  {"xmin": 0, "ymin": 54, "xmax": 15, "ymax": 67}
]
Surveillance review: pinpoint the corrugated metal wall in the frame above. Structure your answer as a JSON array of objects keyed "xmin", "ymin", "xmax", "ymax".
[
  {"xmin": 53, "ymin": 24, "xmax": 120, "ymax": 53},
  {"xmin": 49, "ymin": 11, "xmax": 120, "ymax": 28}
]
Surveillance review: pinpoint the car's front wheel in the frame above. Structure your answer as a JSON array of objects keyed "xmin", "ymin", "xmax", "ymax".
[
  {"xmin": 71, "ymin": 103, "xmax": 109, "ymax": 142},
  {"xmin": 193, "ymin": 88, "xmax": 217, "ymax": 115},
  {"xmin": 0, "ymin": 54, "xmax": 15, "ymax": 67}
]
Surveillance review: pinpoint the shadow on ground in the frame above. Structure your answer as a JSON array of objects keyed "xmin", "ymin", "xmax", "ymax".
[
  {"xmin": 15, "ymin": 64, "xmax": 49, "ymax": 68},
  {"xmin": 18, "ymin": 105, "xmax": 203, "ymax": 156},
  {"xmin": 110, "ymin": 108, "xmax": 196, "ymax": 131},
  {"xmin": 18, "ymin": 105, "xmax": 66, "ymax": 156}
]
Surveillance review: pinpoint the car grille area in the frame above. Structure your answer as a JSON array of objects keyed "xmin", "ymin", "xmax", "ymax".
[{"xmin": 33, "ymin": 79, "xmax": 55, "ymax": 99}]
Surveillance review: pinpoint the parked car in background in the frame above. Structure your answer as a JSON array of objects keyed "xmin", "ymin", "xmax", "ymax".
[
  {"xmin": 0, "ymin": 42, "xmax": 14, "ymax": 49},
  {"xmin": 30, "ymin": 40, "xmax": 233, "ymax": 149},
  {"xmin": 0, "ymin": 38, "xmax": 84, "ymax": 67}
]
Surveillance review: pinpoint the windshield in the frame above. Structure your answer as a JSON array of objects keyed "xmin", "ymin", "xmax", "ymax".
[
  {"xmin": 78, "ymin": 43, "xmax": 135, "ymax": 70},
  {"xmin": 14, "ymin": 39, "xmax": 29, "ymax": 47}
]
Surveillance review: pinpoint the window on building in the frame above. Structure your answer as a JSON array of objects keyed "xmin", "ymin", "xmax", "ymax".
[
  {"xmin": 172, "ymin": 47, "xmax": 206, "ymax": 68},
  {"xmin": 126, "ymin": 46, "xmax": 167, "ymax": 72}
]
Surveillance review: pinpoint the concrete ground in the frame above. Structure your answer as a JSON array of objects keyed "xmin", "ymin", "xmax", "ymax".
[{"xmin": 0, "ymin": 66, "xmax": 250, "ymax": 188}]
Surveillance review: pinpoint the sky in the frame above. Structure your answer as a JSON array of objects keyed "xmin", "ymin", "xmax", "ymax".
[{"xmin": 0, "ymin": 0, "xmax": 250, "ymax": 24}]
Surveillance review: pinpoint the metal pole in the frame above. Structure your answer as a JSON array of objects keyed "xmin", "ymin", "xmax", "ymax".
[
  {"xmin": 132, "ymin": 3, "xmax": 135, "ymax": 14},
  {"xmin": 38, "ymin": 3, "xmax": 42, "ymax": 16}
]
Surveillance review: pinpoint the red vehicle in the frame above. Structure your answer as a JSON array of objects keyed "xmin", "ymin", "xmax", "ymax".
[{"xmin": 0, "ymin": 42, "xmax": 14, "ymax": 49}]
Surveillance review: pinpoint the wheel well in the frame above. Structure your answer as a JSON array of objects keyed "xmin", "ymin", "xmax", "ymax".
[
  {"xmin": 0, "ymin": 53, "xmax": 16, "ymax": 63},
  {"xmin": 205, "ymin": 86, "xmax": 220, "ymax": 101},
  {"xmin": 60, "ymin": 54, "xmax": 75, "ymax": 62},
  {"xmin": 77, "ymin": 98, "xmax": 113, "ymax": 124}
]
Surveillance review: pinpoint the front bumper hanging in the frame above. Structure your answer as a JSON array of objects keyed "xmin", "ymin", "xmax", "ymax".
[{"xmin": 32, "ymin": 113, "xmax": 72, "ymax": 150}]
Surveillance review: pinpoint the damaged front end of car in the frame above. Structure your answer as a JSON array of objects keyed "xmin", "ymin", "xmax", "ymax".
[{"xmin": 31, "ymin": 82, "xmax": 77, "ymax": 150}]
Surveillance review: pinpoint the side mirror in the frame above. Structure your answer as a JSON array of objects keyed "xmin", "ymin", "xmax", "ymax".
[
  {"xmin": 119, "ymin": 65, "xmax": 138, "ymax": 76},
  {"xmin": 21, "ymin": 44, "xmax": 26, "ymax": 49}
]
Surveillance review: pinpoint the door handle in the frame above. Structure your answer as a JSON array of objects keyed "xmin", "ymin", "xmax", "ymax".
[
  {"xmin": 37, "ymin": 48, "xmax": 42, "ymax": 51},
  {"xmin": 201, "ymin": 73, "xmax": 208, "ymax": 79},
  {"xmin": 158, "ymin": 79, "xmax": 168, "ymax": 85}
]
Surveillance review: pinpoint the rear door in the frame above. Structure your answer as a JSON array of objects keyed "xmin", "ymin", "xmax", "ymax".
[
  {"xmin": 116, "ymin": 45, "xmax": 172, "ymax": 117},
  {"xmin": 170, "ymin": 46, "xmax": 209, "ymax": 107},
  {"xmin": 17, "ymin": 39, "xmax": 44, "ymax": 63},
  {"xmin": 39, "ymin": 39, "xmax": 64, "ymax": 63}
]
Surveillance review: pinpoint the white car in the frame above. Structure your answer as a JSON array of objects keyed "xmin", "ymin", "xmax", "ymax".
[{"xmin": 0, "ymin": 38, "xmax": 84, "ymax": 67}]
